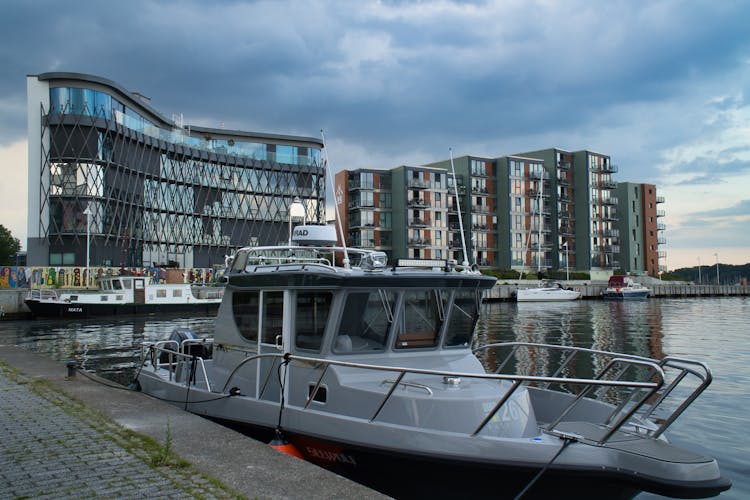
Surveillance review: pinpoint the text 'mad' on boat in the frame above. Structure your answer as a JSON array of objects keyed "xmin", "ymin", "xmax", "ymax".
[
  {"xmin": 134, "ymin": 225, "xmax": 729, "ymax": 499},
  {"xmin": 602, "ymin": 275, "xmax": 651, "ymax": 300},
  {"xmin": 24, "ymin": 274, "xmax": 223, "ymax": 318}
]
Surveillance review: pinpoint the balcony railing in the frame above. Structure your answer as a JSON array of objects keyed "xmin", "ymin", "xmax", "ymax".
[
  {"xmin": 656, "ymin": 209, "xmax": 666, "ymax": 217},
  {"xmin": 471, "ymin": 224, "xmax": 490, "ymax": 231},
  {"xmin": 407, "ymin": 199, "xmax": 430, "ymax": 208},
  {"xmin": 657, "ymin": 223, "xmax": 666, "ymax": 231},
  {"xmin": 598, "ymin": 179, "xmax": 617, "ymax": 189},
  {"xmin": 348, "ymin": 181, "xmax": 374, "ymax": 190},
  {"xmin": 472, "ymin": 206, "xmax": 491, "ymax": 214},
  {"xmin": 591, "ymin": 163, "xmax": 618, "ymax": 174},
  {"xmin": 658, "ymin": 251, "xmax": 667, "ymax": 259},
  {"xmin": 407, "ymin": 238, "xmax": 431, "ymax": 247},
  {"xmin": 407, "ymin": 179, "xmax": 430, "ymax": 189},
  {"xmin": 408, "ymin": 218, "xmax": 429, "ymax": 227},
  {"xmin": 658, "ymin": 237, "xmax": 667, "ymax": 245},
  {"xmin": 656, "ymin": 195, "xmax": 665, "ymax": 204},
  {"xmin": 602, "ymin": 196, "xmax": 618, "ymax": 205}
]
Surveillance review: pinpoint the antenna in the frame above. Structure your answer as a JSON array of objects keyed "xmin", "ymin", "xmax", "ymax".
[
  {"xmin": 320, "ymin": 130, "xmax": 350, "ymax": 269},
  {"xmin": 449, "ymin": 149, "xmax": 469, "ymax": 268}
]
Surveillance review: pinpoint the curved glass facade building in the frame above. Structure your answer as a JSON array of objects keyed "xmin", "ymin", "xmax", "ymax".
[{"xmin": 27, "ymin": 72, "xmax": 325, "ymax": 268}]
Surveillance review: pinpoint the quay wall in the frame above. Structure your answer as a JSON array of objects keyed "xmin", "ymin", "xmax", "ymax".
[{"xmin": 485, "ymin": 282, "xmax": 750, "ymax": 301}]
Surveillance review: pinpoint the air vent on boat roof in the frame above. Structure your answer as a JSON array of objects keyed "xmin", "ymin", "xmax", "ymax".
[{"xmin": 291, "ymin": 225, "xmax": 338, "ymax": 247}]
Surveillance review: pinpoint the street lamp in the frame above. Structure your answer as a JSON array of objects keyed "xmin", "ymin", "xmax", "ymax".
[
  {"xmin": 714, "ymin": 253, "xmax": 720, "ymax": 285},
  {"xmin": 288, "ymin": 197, "xmax": 306, "ymax": 245},
  {"xmin": 83, "ymin": 204, "xmax": 92, "ymax": 273}
]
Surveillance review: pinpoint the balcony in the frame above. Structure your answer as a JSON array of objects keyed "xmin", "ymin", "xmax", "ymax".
[
  {"xmin": 557, "ymin": 161, "xmax": 571, "ymax": 170},
  {"xmin": 658, "ymin": 264, "xmax": 669, "ymax": 273},
  {"xmin": 658, "ymin": 250, "xmax": 668, "ymax": 259},
  {"xmin": 602, "ymin": 196, "xmax": 618, "ymax": 205},
  {"xmin": 407, "ymin": 178, "xmax": 430, "ymax": 190},
  {"xmin": 657, "ymin": 222, "xmax": 666, "ymax": 231},
  {"xmin": 348, "ymin": 201, "xmax": 375, "ymax": 210},
  {"xmin": 408, "ymin": 238, "xmax": 431, "ymax": 247},
  {"xmin": 591, "ymin": 163, "xmax": 618, "ymax": 174},
  {"xmin": 471, "ymin": 187, "xmax": 490, "ymax": 196},
  {"xmin": 447, "ymin": 184, "xmax": 467, "ymax": 195},
  {"xmin": 658, "ymin": 236, "xmax": 667, "ymax": 245},
  {"xmin": 528, "ymin": 170, "xmax": 550, "ymax": 180},
  {"xmin": 408, "ymin": 218, "xmax": 429, "ymax": 227},
  {"xmin": 348, "ymin": 180, "xmax": 374, "ymax": 191},
  {"xmin": 472, "ymin": 205, "xmax": 491, "ymax": 214},
  {"xmin": 656, "ymin": 195, "xmax": 665, "ymax": 204},
  {"xmin": 527, "ymin": 188, "xmax": 550, "ymax": 198},
  {"xmin": 600, "ymin": 228, "xmax": 620, "ymax": 238},
  {"xmin": 471, "ymin": 223, "xmax": 490, "ymax": 231},
  {"xmin": 656, "ymin": 209, "xmax": 666, "ymax": 217},
  {"xmin": 557, "ymin": 175, "xmax": 572, "ymax": 186},
  {"xmin": 559, "ymin": 225, "xmax": 574, "ymax": 236},
  {"xmin": 407, "ymin": 198, "xmax": 430, "ymax": 208},
  {"xmin": 599, "ymin": 179, "xmax": 617, "ymax": 189},
  {"xmin": 603, "ymin": 245, "xmax": 620, "ymax": 254}
]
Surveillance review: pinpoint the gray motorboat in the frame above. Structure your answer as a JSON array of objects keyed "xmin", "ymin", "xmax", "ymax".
[{"xmin": 135, "ymin": 225, "xmax": 730, "ymax": 499}]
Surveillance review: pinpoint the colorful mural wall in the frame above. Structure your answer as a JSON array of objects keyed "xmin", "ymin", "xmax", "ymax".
[{"xmin": 0, "ymin": 266, "xmax": 223, "ymax": 290}]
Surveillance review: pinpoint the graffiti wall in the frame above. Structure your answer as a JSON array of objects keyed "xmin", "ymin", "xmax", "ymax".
[{"xmin": 0, "ymin": 266, "xmax": 222, "ymax": 290}]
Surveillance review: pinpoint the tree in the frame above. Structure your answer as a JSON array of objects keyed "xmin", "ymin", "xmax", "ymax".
[{"xmin": 0, "ymin": 224, "xmax": 21, "ymax": 265}]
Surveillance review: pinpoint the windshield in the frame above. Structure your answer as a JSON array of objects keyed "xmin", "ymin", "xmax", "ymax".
[
  {"xmin": 394, "ymin": 290, "xmax": 446, "ymax": 349},
  {"xmin": 444, "ymin": 289, "xmax": 480, "ymax": 347},
  {"xmin": 334, "ymin": 290, "xmax": 394, "ymax": 353}
]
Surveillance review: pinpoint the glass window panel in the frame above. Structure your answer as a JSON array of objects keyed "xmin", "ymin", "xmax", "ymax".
[{"xmin": 295, "ymin": 291, "xmax": 333, "ymax": 351}]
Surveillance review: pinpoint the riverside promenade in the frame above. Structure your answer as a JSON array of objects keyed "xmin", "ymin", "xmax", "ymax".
[{"xmin": 0, "ymin": 345, "xmax": 387, "ymax": 499}]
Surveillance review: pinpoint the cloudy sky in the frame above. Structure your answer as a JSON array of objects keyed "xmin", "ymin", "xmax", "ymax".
[{"xmin": 1, "ymin": 0, "xmax": 748, "ymax": 269}]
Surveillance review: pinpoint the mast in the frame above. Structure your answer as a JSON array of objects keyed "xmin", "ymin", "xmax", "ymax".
[
  {"xmin": 449, "ymin": 149, "xmax": 469, "ymax": 268},
  {"xmin": 320, "ymin": 130, "xmax": 350, "ymax": 269}
]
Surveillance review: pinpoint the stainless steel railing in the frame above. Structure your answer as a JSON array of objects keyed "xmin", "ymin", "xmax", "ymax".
[{"xmin": 140, "ymin": 340, "xmax": 711, "ymax": 446}]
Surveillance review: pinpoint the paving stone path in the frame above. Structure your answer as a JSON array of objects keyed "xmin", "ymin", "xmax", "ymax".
[{"xmin": 0, "ymin": 365, "xmax": 241, "ymax": 499}]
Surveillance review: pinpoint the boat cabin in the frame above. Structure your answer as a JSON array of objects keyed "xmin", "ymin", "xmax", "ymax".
[{"xmin": 209, "ymin": 243, "xmax": 497, "ymax": 403}]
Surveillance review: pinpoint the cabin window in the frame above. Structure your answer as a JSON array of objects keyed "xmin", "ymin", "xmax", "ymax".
[
  {"xmin": 113, "ymin": 280, "xmax": 123, "ymax": 290},
  {"xmin": 294, "ymin": 291, "xmax": 333, "ymax": 352},
  {"xmin": 172, "ymin": 289, "xmax": 182, "ymax": 298},
  {"xmin": 334, "ymin": 290, "xmax": 394, "ymax": 353},
  {"xmin": 394, "ymin": 290, "xmax": 445, "ymax": 349},
  {"xmin": 157, "ymin": 289, "xmax": 167, "ymax": 298},
  {"xmin": 233, "ymin": 291, "xmax": 260, "ymax": 342},
  {"xmin": 444, "ymin": 290, "xmax": 480, "ymax": 347},
  {"xmin": 260, "ymin": 292, "xmax": 284, "ymax": 344},
  {"xmin": 122, "ymin": 280, "xmax": 132, "ymax": 289}
]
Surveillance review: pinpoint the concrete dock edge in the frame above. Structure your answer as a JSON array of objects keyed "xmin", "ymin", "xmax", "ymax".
[{"xmin": 0, "ymin": 345, "xmax": 388, "ymax": 499}]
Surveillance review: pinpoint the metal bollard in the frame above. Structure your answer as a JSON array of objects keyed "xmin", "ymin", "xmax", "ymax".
[{"xmin": 66, "ymin": 361, "xmax": 77, "ymax": 379}]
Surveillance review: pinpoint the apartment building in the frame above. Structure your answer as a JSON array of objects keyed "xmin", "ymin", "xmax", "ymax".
[{"xmin": 616, "ymin": 183, "xmax": 667, "ymax": 276}]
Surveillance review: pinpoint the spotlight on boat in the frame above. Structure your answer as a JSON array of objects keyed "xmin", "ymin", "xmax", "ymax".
[{"xmin": 360, "ymin": 251, "xmax": 388, "ymax": 271}]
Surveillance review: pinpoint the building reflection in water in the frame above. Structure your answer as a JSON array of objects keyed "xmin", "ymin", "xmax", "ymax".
[
  {"xmin": 1, "ymin": 316, "xmax": 214, "ymax": 384},
  {"xmin": 477, "ymin": 301, "xmax": 665, "ymax": 400}
]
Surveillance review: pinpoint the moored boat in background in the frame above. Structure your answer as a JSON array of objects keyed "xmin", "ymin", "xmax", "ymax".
[
  {"xmin": 24, "ymin": 275, "xmax": 223, "ymax": 318},
  {"xmin": 602, "ymin": 275, "xmax": 650, "ymax": 300}
]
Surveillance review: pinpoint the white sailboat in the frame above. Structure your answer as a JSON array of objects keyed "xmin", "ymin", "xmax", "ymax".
[{"xmin": 515, "ymin": 172, "xmax": 580, "ymax": 302}]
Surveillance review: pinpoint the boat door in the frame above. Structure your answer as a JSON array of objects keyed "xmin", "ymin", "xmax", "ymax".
[
  {"xmin": 257, "ymin": 290, "xmax": 285, "ymax": 402},
  {"xmin": 134, "ymin": 278, "xmax": 146, "ymax": 304}
]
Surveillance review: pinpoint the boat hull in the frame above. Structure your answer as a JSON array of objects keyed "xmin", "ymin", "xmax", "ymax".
[
  {"xmin": 601, "ymin": 290, "xmax": 650, "ymax": 300},
  {"xmin": 137, "ymin": 371, "xmax": 730, "ymax": 500},
  {"xmin": 24, "ymin": 299, "xmax": 220, "ymax": 318},
  {"xmin": 516, "ymin": 288, "xmax": 582, "ymax": 302}
]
